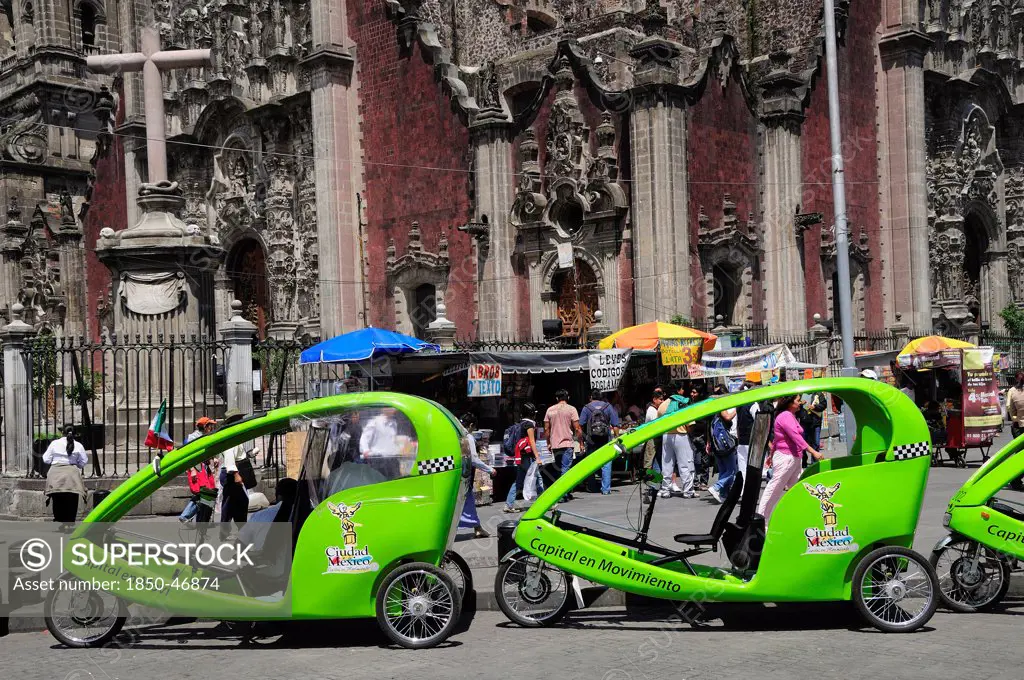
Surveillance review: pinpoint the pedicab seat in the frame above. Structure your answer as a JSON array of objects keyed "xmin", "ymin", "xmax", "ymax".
[{"xmin": 673, "ymin": 472, "xmax": 743, "ymax": 549}]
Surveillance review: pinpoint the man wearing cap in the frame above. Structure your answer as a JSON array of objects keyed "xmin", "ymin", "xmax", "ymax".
[
  {"xmin": 186, "ymin": 416, "xmax": 216, "ymax": 444},
  {"xmin": 218, "ymin": 408, "xmax": 251, "ymax": 530}
]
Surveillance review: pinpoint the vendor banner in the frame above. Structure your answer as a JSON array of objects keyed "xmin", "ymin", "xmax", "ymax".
[
  {"xmin": 962, "ymin": 348, "xmax": 1001, "ymax": 445},
  {"xmin": 897, "ymin": 348, "xmax": 962, "ymax": 370},
  {"xmin": 589, "ymin": 349, "xmax": 631, "ymax": 392},
  {"xmin": 467, "ymin": 363, "xmax": 502, "ymax": 398},
  {"xmin": 659, "ymin": 338, "xmax": 703, "ymax": 366}
]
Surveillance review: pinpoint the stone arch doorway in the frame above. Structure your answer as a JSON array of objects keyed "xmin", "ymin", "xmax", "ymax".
[
  {"xmin": 712, "ymin": 262, "xmax": 741, "ymax": 325},
  {"xmin": 552, "ymin": 258, "xmax": 598, "ymax": 339},
  {"xmin": 410, "ymin": 283, "xmax": 437, "ymax": 339},
  {"xmin": 227, "ymin": 238, "xmax": 270, "ymax": 338}
]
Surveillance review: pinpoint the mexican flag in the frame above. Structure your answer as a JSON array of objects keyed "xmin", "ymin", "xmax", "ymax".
[{"xmin": 145, "ymin": 399, "xmax": 174, "ymax": 451}]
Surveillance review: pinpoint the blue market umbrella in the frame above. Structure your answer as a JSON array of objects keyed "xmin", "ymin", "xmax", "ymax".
[{"xmin": 300, "ymin": 328, "xmax": 440, "ymax": 389}]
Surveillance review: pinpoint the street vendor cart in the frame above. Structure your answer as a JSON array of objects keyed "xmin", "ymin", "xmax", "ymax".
[{"xmin": 896, "ymin": 337, "xmax": 1002, "ymax": 467}]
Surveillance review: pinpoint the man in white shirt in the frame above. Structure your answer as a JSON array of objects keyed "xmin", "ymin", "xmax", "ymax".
[{"xmin": 360, "ymin": 408, "xmax": 399, "ymax": 458}]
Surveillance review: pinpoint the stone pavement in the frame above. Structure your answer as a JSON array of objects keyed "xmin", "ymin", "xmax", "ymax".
[{"xmin": 2, "ymin": 603, "xmax": 1023, "ymax": 680}]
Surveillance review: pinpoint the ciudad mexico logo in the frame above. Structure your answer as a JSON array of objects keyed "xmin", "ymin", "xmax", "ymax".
[
  {"xmin": 803, "ymin": 483, "xmax": 859, "ymax": 554},
  {"xmin": 324, "ymin": 501, "xmax": 379, "ymax": 574}
]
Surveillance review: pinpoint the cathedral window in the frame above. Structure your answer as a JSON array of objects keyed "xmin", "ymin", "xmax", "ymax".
[{"xmin": 80, "ymin": 2, "xmax": 96, "ymax": 48}]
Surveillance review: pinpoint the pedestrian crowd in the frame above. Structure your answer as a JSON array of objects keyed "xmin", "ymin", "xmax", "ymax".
[{"xmin": 453, "ymin": 381, "xmax": 837, "ymax": 525}]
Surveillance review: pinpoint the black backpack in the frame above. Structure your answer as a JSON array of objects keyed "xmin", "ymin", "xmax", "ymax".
[
  {"xmin": 587, "ymin": 403, "xmax": 611, "ymax": 443},
  {"xmin": 502, "ymin": 421, "xmax": 523, "ymax": 458}
]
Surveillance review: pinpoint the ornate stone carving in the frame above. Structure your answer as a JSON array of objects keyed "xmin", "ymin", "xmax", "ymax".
[
  {"xmin": 15, "ymin": 206, "xmax": 65, "ymax": 329},
  {"xmin": 820, "ymin": 223, "xmax": 871, "ymax": 264},
  {"xmin": 698, "ymin": 194, "xmax": 761, "ymax": 257},
  {"xmin": 510, "ymin": 128, "xmax": 547, "ymax": 226},
  {"xmin": 0, "ymin": 94, "xmax": 46, "ymax": 164},
  {"xmin": 1007, "ymin": 166, "xmax": 1024, "ymax": 302}
]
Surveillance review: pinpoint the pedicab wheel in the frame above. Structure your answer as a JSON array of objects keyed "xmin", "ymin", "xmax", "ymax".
[
  {"xmin": 441, "ymin": 549, "xmax": 476, "ymax": 632},
  {"xmin": 44, "ymin": 575, "xmax": 127, "ymax": 648},
  {"xmin": 929, "ymin": 539, "xmax": 1010, "ymax": 613},
  {"xmin": 853, "ymin": 546, "xmax": 938, "ymax": 633},
  {"xmin": 375, "ymin": 562, "xmax": 462, "ymax": 649},
  {"xmin": 494, "ymin": 552, "xmax": 571, "ymax": 627},
  {"xmin": 440, "ymin": 550, "xmax": 473, "ymax": 599}
]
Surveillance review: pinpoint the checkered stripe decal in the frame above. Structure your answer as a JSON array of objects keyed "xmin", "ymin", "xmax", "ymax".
[
  {"xmin": 892, "ymin": 442, "xmax": 931, "ymax": 460},
  {"xmin": 417, "ymin": 456, "xmax": 455, "ymax": 475}
]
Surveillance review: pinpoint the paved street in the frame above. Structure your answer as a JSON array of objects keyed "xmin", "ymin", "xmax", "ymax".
[
  {"xmin": 3, "ymin": 604, "xmax": 1024, "ymax": 680},
  {"xmin": 3, "ymin": 432, "xmax": 1022, "ymax": 679}
]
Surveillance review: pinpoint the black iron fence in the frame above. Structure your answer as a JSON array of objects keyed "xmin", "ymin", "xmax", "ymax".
[{"xmin": 22, "ymin": 335, "xmax": 229, "ymax": 478}]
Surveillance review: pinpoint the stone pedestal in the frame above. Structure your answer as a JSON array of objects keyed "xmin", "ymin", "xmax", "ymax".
[
  {"xmin": 889, "ymin": 313, "xmax": 911, "ymax": 349},
  {"xmin": 219, "ymin": 300, "xmax": 258, "ymax": 415},
  {"xmin": 586, "ymin": 310, "xmax": 612, "ymax": 346},
  {"xmin": 96, "ymin": 181, "xmax": 223, "ymax": 442},
  {"xmin": 1, "ymin": 304, "xmax": 34, "ymax": 474},
  {"xmin": 808, "ymin": 314, "xmax": 831, "ymax": 368},
  {"xmin": 426, "ymin": 301, "xmax": 457, "ymax": 350}
]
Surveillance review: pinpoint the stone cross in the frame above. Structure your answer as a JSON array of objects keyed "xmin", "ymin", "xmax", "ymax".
[{"xmin": 86, "ymin": 27, "xmax": 211, "ymax": 184}]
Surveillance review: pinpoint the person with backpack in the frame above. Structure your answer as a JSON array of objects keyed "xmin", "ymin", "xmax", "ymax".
[
  {"xmin": 656, "ymin": 382, "xmax": 695, "ymax": 498},
  {"xmin": 579, "ymin": 389, "xmax": 621, "ymax": 495},
  {"xmin": 503, "ymin": 403, "xmax": 541, "ymax": 513},
  {"xmin": 707, "ymin": 385, "xmax": 739, "ymax": 503}
]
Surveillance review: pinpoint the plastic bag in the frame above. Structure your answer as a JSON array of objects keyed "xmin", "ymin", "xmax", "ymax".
[{"xmin": 523, "ymin": 461, "xmax": 540, "ymax": 502}]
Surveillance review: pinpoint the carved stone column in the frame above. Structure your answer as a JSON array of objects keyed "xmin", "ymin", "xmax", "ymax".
[
  {"xmin": 1007, "ymin": 167, "xmax": 1024, "ymax": 304},
  {"xmin": 759, "ymin": 48, "xmax": 806, "ymax": 333},
  {"xmin": 263, "ymin": 150, "xmax": 298, "ymax": 338},
  {"xmin": 628, "ymin": 38, "xmax": 690, "ymax": 324},
  {"xmin": 985, "ymin": 250, "xmax": 1010, "ymax": 330},
  {"xmin": 0, "ymin": 198, "xmax": 27, "ymax": 322},
  {"xmin": 300, "ymin": 39, "xmax": 361, "ymax": 338},
  {"xmin": 54, "ymin": 202, "xmax": 86, "ymax": 339},
  {"xmin": 471, "ymin": 115, "xmax": 515, "ymax": 338},
  {"xmin": 878, "ymin": 28, "xmax": 932, "ymax": 331}
]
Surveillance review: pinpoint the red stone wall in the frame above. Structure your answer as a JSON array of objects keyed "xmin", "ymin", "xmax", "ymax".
[
  {"xmin": 82, "ymin": 81, "xmax": 127, "ymax": 341},
  {"xmin": 348, "ymin": 1, "xmax": 474, "ymax": 335},
  {"xmin": 799, "ymin": 0, "xmax": 884, "ymax": 331},
  {"xmin": 686, "ymin": 75, "xmax": 760, "ymax": 324}
]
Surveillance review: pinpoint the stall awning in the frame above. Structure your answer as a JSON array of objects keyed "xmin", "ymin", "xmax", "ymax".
[{"xmin": 469, "ymin": 350, "xmax": 594, "ymax": 374}]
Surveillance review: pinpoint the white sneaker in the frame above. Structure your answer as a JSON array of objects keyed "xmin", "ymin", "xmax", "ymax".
[
  {"xmin": 708, "ymin": 486, "xmax": 722, "ymax": 503},
  {"xmin": 658, "ymin": 489, "xmax": 670, "ymax": 498}
]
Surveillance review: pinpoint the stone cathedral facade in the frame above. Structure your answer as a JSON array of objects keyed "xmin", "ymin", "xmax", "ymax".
[{"xmin": 0, "ymin": 0, "xmax": 1022, "ymax": 341}]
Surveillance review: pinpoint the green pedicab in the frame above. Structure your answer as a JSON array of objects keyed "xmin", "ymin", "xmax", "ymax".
[
  {"xmin": 931, "ymin": 431, "xmax": 1024, "ymax": 611},
  {"xmin": 495, "ymin": 378, "xmax": 940, "ymax": 633},
  {"xmin": 44, "ymin": 393, "xmax": 472, "ymax": 649}
]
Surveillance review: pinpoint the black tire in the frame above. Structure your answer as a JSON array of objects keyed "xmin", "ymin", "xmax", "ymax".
[
  {"xmin": 929, "ymin": 539, "xmax": 1011, "ymax": 613},
  {"xmin": 375, "ymin": 562, "xmax": 462, "ymax": 649},
  {"xmin": 852, "ymin": 546, "xmax": 938, "ymax": 633},
  {"xmin": 494, "ymin": 552, "xmax": 572, "ymax": 627},
  {"xmin": 441, "ymin": 550, "xmax": 476, "ymax": 633},
  {"xmin": 44, "ymin": 576, "xmax": 127, "ymax": 648}
]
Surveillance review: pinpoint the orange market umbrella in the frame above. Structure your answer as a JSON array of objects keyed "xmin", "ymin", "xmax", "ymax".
[
  {"xmin": 597, "ymin": 321, "xmax": 717, "ymax": 352},
  {"xmin": 897, "ymin": 335, "xmax": 975, "ymax": 357}
]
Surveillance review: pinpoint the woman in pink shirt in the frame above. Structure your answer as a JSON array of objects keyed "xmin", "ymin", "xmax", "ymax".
[{"xmin": 757, "ymin": 395, "xmax": 823, "ymax": 522}]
